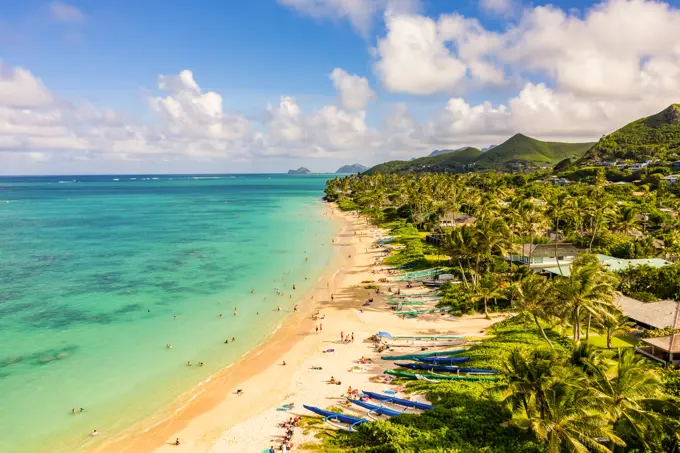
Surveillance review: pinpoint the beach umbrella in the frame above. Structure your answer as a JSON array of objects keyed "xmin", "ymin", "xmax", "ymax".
[{"xmin": 376, "ymin": 332, "xmax": 393, "ymax": 338}]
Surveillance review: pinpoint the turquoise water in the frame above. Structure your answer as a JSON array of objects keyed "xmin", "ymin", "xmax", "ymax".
[{"xmin": 0, "ymin": 174, "xmax": 338, "ymax": 453}]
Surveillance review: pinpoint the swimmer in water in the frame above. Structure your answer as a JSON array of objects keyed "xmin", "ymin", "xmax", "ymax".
[
  {"xmin": 219, "ymin": 313, "xmax": 223, "ymax": 318},
  {"xmin": 277, "ymin": 306, "xmax": 281, "ymax": 311},
  {"xmin": 199, "ymin": 362, "xmax": 204, "ymax": 367},
  {"xmin": 166, "ymin": 344, "xmax": 172, "ymax": 349},
  {"xmin": 251, "ymin": 289, "xmax": 255, "ymax": 293},
  {"xmin": 231, "ymin": 337, "xmax": 235, "ymax": 342},
  {"xmin": 187, "ymin": 361, "xmax": 192, "ymax": 366}
]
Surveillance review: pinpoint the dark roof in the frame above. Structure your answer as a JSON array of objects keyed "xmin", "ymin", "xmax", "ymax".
[
  {"xmin": 615, "ymin": 295, "xmax": 679, "ymax": 329},
  {"xmin": 518, "ymin": 243, "xmax": 584, "ymax": 258},
  {"xmin": 641, "ymin": 335, "xmax": 680, "ymax": 353}
]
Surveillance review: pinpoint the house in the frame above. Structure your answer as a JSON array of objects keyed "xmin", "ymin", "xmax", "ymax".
[
  {"xmin": 662, "ymin": 174, "xmax": 680, "ymax": 184},
  {"xmin": 534, "ymin": 254, "xmax": 670, "ymax": 277},
  {"xmin": 671, "ymin": 161, "xmax": 680, "ymax": 169},
  {"xmin": 620, "ymin": 296, "xmax": 680, "ymax": 365},
  {"xmin": 628, "ymin": 162, "xmax": 649, "ymax": 171},
  {"xmin": 439, "ymin": 214, "xmax": 477, "ymax": 228},
  {"xmin": 508, "ymin": 243, "xmax": 584, "ymax": 267}
]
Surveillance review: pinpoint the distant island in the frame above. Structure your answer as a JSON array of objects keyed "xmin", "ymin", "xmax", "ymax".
[
  {"xmin": 335, "ymin": 164, "xmax": 368, "ymax": 174},
  {"xmin": 287, "ymin": 167, "xmax": 312, "ymax": 175}
]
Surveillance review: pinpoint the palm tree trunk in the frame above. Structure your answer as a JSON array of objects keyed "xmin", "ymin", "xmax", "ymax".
[
  {"xmin": 533, "ymin": 313, "xmax": 554, "ymax": 350},
  {"xmin": 589, "ymin": 216, "xmax": 598, "ymax": 251},
  {"xmin": 585, "ymin": 314, "xmax": 592, "ymax": 344},
  {"xmin": 483, "ymin": 296, "xmax": 490, "ymax": 320},
  {"xmin": 457, "ymin": 260, "xmax": 469, "ymax": 288},
  {"xmin": 606, "ymin": 329, "xmax": 612, "ymax": 349},
  {"xmin": 554, "ymin": 217, "xmax": 563, "ymax": 276},
  {"xmin": 573, "ymin": 306, "xmax": 581, "ymax": 344}
]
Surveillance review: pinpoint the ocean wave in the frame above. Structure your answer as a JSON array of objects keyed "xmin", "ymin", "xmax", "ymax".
[{"xmin": 58, "ymin": 180, "xmax": 76, "ymax": 184}]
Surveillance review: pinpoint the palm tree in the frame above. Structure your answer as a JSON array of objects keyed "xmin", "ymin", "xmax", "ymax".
[
  {"xmin": 499, "ymin": 348, "xmax": 562, "ymax": 419},
  {"xmin": 597, "ymin": 310, "xmax": 633, "ymax": 349},
  {"xmin": 473, "ymin": 274, "xmax": 501, "ymax": 319},
  {"xmin": 615, "ymin": 206, "xmax": 641, "ymax": 236},
  {"xmin": 512, "ymin": 274, "xmax": 557, "ymax": 349},
  {"xmin": 588, "ymin": 349, "xmax": 664, "ymax": 451},
  {"xmin": 555, "ymin": 254, "xmax": 620, "ymax": 345},
  {"xmin": 530, "ymin": 373, "xmax": 625, "ymax": 453}
]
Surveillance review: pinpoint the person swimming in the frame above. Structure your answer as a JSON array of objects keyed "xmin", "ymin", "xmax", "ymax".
[
  {"xmin": 187, "ymin": 361, "xmax": 192, "ymax": 366},
  {"xmin": 231, "ymin": 337, "xmax": 235, "ymax": 342}
]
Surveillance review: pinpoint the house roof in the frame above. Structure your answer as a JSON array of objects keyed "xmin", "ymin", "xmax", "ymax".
[
  {"xmin": 615, "ymin": 295, "xmax": 679, "ymax": 330},
  {"xmin": 518, "ymin": 243, "xmax": 584, "ymax": 258},
  {"xmin": 641, "ymin": 335, "xmax": 680, "ymax": 353},
  {"xmin": 595, "ymin": 254, "xmax": 671, "ymax": 272}
]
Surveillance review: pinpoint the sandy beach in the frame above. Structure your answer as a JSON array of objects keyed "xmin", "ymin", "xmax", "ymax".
[{"xmin": 90, "ymin": 206, "xmax": 501, "ymax": 453}]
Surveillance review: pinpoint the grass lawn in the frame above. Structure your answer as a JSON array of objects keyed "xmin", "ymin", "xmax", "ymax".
[{"xmin": 587, "ymin": 334, "xmax": 637, "ymax": 349}]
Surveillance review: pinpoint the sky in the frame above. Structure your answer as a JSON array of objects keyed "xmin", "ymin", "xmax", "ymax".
[{"xmin": 1, "ymin": 0, "xmax": 680, "ymax": 175}]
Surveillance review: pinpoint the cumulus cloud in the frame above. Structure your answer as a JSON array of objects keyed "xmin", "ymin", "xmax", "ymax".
[
  {"xmin": 49, "ymin": 1, "xmax": 86, "ymax": 23},
  {"xmin": 0, "ymin": 64, "xmax": 54, "ymax": 107},
  {"xmin": 479, "ymin": 0, "xmax": 512, "ymax": 15},
  {"xmin": 277, "ymin": 0, "xmax": 421, "ymax": 35},
  {"xmin": 329, "ymin": 68, "xmax": 375, "ymax": 110}
]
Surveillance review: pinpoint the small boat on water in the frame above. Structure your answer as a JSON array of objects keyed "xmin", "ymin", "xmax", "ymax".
[
  {"xmin": 395, "ymin": 362, "xmax": 497, "ymax": 374},
  {"xmin": 385, "ymin": 370, "xmax": 500, "ymax": 382},
  {"xmin": 361, "ymin": 390, "xmax": 434, "ymax": 410},
  {"xmin": 347, "ymin": 398, "xmax": 403, "ymax": 419},
  {"xmin": 303, "ymin": 405, "xmax": 368, "ymax": 431},
  {"xmin": 380, "ymin": 348, "xmax": 466, "ymax": 361}
]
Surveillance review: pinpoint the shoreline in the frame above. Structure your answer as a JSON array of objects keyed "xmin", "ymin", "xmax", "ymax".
[
  {"xmin": 90, "ymin": 205, "xmax": 503, "ymax": 453},
  {"xmin": 89, "ymin": 205, "xmax": 361, "ymax": 453}
]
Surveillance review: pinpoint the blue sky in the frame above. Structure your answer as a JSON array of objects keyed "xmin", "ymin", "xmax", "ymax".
[{"xmin": 1, "ymin": 0, "xmax": 680, "ymax": 174}]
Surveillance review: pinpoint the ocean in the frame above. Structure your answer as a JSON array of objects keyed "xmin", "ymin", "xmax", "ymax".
[{"xmin": 0, "ymin": 174, "xmax": 339, "ymax": 453}]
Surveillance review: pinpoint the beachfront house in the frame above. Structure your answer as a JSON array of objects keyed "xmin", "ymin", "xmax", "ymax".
[
  {"xmin": 617, "ymin": 296, "xmax": 680, "ymax": 365},
  {"xmin": 672, "ymin": 161, "xmax": 680, "ymax": 169},
  {"xmin": 663, "ymin": 174, "xmax": 680, "ymax": 184},
  {"xmin": 534, "ymin": 254, "xmax": 670, "ymax": 277},
  {"xmin": 438, "ymin": 213, "xmax": 477, "ymax": 228},
  {"xmin": 508, "ymin": 243, "xmax": 584, "ymax": 267}
]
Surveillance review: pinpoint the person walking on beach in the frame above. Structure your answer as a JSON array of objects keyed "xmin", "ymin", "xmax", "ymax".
[
  {"xmin": 351, "ymin": 332, "xmax": 355, "ymax": 343},
  {"xmin": 315, "ymin": 325, "xmax": 319, "ymax": 335},
  {"xmin": 320, "ymin": 323, "xmax": 323, "ymax": 331},
  {"xmin": 340, "ymin": 331, "xmax": 344, "ymax": 342},
  {"xmin": 175, "ymin": 438, "xmax": 180, "ymax": 446}
]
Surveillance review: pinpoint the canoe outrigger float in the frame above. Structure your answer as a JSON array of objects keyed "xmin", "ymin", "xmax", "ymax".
[
  {"xmin": 303, "ymin": 405, "xmax": 368, "ymax": 431},
  {"xmin": 385, "ymin": 370, "xmax": 500, "ymax": 382},
  {"xmin": 380, "ymin": 348, "xmax": 467, "ymax": 361}
]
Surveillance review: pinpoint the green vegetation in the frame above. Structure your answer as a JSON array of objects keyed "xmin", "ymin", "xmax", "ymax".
[
  {"xmin": 582, "ymin": 104, "xmax": 680, "ymax": 163},
  {"xmin": 364, "ymin": 135, "xmax": 593, "ymax": 174},
  {"xmin": 365, "ymin": 147, "xmax": 482, "ymax": 175},
  {"xmin": 322, "ymin": 162, "xmax": 680, "ymax": 452},
  {"xmin": 475, "ymin": 133, "xmax": 594, "ymax": 170}
]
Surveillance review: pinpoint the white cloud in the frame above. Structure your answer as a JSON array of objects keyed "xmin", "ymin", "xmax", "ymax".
[
  {"xmin": 329, "ymin": 68, "xmax": 375, "ymax": 110},
  {"xmin": 49, "ymin": 1, "xmax": 86, "ymax": 23},
  {"xmin": 375, "ymin": 14, "xmax": 469, "ymax": 94},
  {"xmin": 0, "ymin": 64, "xmax": 54, "ymax": 107},
  {"xmin": 479, "ymin": 0, "xmax": 512, "ymax": 15},
  {"xmin": 277, "ymin": 0, "xmax": 380, "ymax": 35}
]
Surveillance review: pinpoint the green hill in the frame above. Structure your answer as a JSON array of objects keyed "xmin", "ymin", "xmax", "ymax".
[
  {"xmin": 581, "ymin": 104, "xmax": 680, "ymax": 163},
  {"xmin": 365, "ymin": 135, "xmax": 593, "ymax": 174},
  {"xmin": 474, "ymin": 134, "xmax": 594, "ymax": 170},
  {"xmin": 364, "ymin": 147, "xmax": 482, "ymax": 175}
]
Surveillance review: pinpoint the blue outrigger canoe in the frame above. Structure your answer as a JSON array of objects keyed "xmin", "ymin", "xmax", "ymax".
[
  {"xmin": 362, "ymin": 390, "xmax": 434, "ymax": 410},
  {"xmin": 347, "ymin": 398, "xmax": 403, "ymax": 419},
  {"xmin": 418, "ymin": 356, "xmax": 478, "ymax": 365},
  {"xmin": 395, "ymin": 362, "xmax": 498, "ymax": 374},
  {"xmin": 303, "ymin": 405, "xmax": 368, "ymax": 431}
]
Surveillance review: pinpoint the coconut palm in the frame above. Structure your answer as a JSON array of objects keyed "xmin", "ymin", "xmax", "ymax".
[
  {"xmin": 511, "ymin": 274, "xmax": 557, "ymax": 349},
  {"xmin": 588, "ymin": 349, "xmax": 664, "ymax": 451},
  {"xmin": 473, "ymin": 274, "xmax": 501, "ymax": 319},
  {"xmin": 530, "ymin": 373, "xmax": 625, "ymax": 453},
  {"xmin": 597, "ymin": 310, "xmax": 633, "ymax": 349},
  {"xmin": 555, "ymin": 254, "xmax": 620, "ymax": 345}
]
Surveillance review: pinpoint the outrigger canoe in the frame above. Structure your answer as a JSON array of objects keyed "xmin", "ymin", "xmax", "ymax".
[
  {"xmin": 347, "ymin": 398, "xmax": 403, "ymax": 419},
  {"xmin": 385, "ymin": 370, "xmax": 499, "ymax": 382},
  {"xmin": 395, "ymin": 362, "xmax": 497, "ymax": 374},
  {"xmin": 361, "ymin": 390, "xmax": 434, "ymax": 410},
  {"xmin": 380, "ymin": 348, "xmax": 466, "ymax": 361},
  {"xmin": 303, "ymin": 405, "xmax": 368, "ymax": 431},
  {"xmin": 418, "ymin": 356, "xmax": 483, "ymax": 366}
]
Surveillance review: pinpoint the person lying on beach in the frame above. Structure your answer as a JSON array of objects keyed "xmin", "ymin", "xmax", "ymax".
[
  {"xmin": 310, "ymin": 366, "xmax": 322, "ymax": 370},
  {"xmin": 328, "ymin": 376, "xmax": 337, "ymax": 384},
  {"xmin": 236, "ymin": 389, "xmax": 243, "ymax": 396}
]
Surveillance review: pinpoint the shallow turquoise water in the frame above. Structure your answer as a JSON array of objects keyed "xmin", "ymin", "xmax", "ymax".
[{"xmin": 0, "ymin": 174, "xmax": 338, "ymax": 453}]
